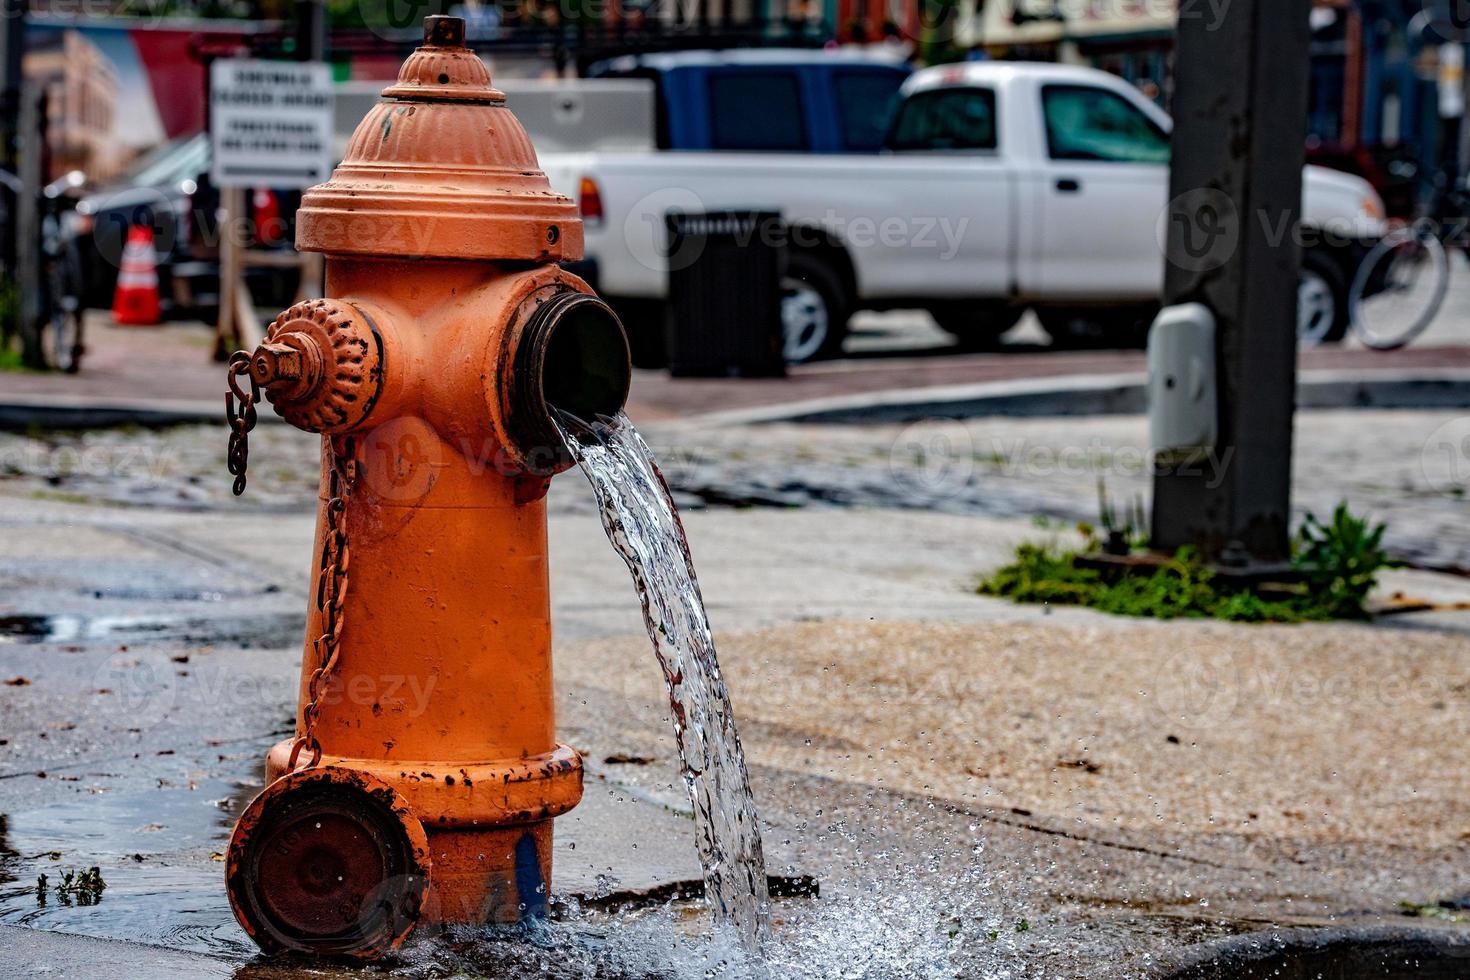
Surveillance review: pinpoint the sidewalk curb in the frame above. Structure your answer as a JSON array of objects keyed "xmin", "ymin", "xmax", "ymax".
[
  {"xmin": 4, "ymin": 368, "xmax": 1468, "ymax": 433},
  {"xmin": 685, "ymin": 368, "xmax": 1470, "ymax": 427},
  {"xmin": 0, "ymin": 394, "xmax": 282, "ymax": 432}
]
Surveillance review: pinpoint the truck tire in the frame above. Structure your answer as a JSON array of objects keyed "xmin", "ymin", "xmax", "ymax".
[
  {"xmin": 1038, "ymin": 305, "xmax": 1154, "ymax": 350},
  {"xmin": 929, "ymin": 302, "xmax": 1026, "ymax": 350},
  {"xmin": 1298, "ymin": 249, "xmax": 1349, "ymax": 346},
  {"xmin": 782, "ymin": 252, "xmax": 850, "ymax": 363}
]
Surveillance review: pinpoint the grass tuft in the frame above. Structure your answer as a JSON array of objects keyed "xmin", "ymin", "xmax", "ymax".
[{"xmin": 979, "ymin": 504, "xmax": 1391, "ymax": 624}]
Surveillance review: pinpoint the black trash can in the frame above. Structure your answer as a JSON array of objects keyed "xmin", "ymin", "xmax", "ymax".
[{"xmin": 664, "ymin": 210, "xmax": 786, "ymax": 378}]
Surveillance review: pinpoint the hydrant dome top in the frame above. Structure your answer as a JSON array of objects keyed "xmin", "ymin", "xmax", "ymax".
[
  {"xmin": 294, "ymin": 15, "xmax": 582, "ymax": 262},
  {"xmin": 380, "ymin": 16, "xmax": 506, "ymax": 103}
]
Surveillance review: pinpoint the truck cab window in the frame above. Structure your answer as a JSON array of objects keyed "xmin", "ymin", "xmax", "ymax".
[
  {"xmin": 834, "ymin": 71, "xmax": 906, "ymax": 152},
  {"xmin": 708, "ymin": 72, "xmax": 808, "ymax": 151},
  {"xmin": 887, "ymin": 87, "xmax": 998, "ymax": 152},
  {"xmin": 1041, "ymin": 85, "xmax": 1170, "ymax": 163}
]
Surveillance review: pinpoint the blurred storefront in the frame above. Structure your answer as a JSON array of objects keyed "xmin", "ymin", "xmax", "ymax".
[
  {"xmin": 956, "ymin": 0, "xmax": 1176, "ymax": 100},
  {"xmin": 24, "ymin": 29, "xmax": 120, "ymax": 181},
  {"xmin": 23, "ymin": 17, "xmax": 283, "ymax": 183}
]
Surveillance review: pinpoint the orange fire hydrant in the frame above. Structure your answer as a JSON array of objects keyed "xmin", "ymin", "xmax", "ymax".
[{"xmin": 222, "ymin": 16, "xmax": 630, "ymax": 959}]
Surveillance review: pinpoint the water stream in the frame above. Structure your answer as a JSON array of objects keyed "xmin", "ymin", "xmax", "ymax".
[{"xmin": 555, "ymin": 410, "xmax": 771, "ymax": 948}]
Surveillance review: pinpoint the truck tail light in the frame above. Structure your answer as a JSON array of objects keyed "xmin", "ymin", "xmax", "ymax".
[
  {"xmin": 253, "ymin": 188, "xmax": 282, "ymax": 246},
  {"xmin": 578, "ymin": 177, "xmax": 604, "ymax": 225}
]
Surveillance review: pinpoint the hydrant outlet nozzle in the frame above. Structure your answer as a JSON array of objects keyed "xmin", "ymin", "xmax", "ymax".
[{"xmin": 510, "ymin": 292, "xmax": 632, "ymax": 462}]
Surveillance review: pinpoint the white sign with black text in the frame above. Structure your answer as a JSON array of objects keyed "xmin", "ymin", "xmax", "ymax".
[{"xmin": 210, "ymin": 59, "xmax": 333, "ymax": 189}]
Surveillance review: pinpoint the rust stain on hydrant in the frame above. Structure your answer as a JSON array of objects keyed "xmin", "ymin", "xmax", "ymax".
[{"xmin": 223, "ymin": 15, "xmax": 630, "ymax": 960}]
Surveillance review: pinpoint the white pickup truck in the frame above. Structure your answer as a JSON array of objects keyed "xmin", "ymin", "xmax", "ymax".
[{"xmin": 541, "ymin": 59, "xmax": 1388, "ymax": 363}]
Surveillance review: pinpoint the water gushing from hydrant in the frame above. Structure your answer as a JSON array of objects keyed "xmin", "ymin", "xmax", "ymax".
[{"xmin": 555, "ymin": 410, "xmax": 770, "ymax": 947}]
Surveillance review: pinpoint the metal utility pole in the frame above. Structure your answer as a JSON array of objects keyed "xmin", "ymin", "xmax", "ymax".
[
  {"xmin": 16, "ymin": 82, "xmax": 43, "ymax": 367},
  {"xmin": 1150, "ymin": 0, "xmax": 1313, "ymax": 567},
  {"xmin": 294, "ymin": 0, "xmax": 326, "ymax": 62},
  {"xmin": 0, "ymin": 0, "xmax": 27, "ymax": 286}
]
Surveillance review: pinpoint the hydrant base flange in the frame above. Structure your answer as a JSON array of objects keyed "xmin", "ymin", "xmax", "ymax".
[
  {"xmin": 264, "ymin": 741, "xmax": 584, "ymax": 830},
  {"xmin": 263, "ymin": 742, "xmax": 582, "ymax": 925}
]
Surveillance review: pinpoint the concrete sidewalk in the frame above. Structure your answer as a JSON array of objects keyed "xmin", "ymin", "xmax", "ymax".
[{"xmin": 1, "ymin": 474, "xmax": 1468, "ymax": 977}]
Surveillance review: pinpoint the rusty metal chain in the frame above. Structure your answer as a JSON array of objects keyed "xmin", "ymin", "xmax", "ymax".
[
  {"xmin": 225, "ymin": 352, "xmax": 259, "ymax": 496},
  {"xmin": 287, "ymin": 435, "xmax": 357, "ymax": 771}
]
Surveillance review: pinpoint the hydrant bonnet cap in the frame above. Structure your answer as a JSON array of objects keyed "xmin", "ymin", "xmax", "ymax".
[
  {"xmin": 380, "ymin": 16, "xmax": 505, "ymax": 103},
  {"xmin": 294, "ymin": 15, "xmax": 581, "ymax": 262}
]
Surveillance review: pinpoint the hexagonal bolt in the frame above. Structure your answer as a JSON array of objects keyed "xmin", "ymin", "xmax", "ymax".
[
  {"xmin": 250, "ymin": 342, "xmax": 306, "ymax": 389},
  {"xmin": 424, "ymin": 15, "xmax": 464, "ymax": 47}
]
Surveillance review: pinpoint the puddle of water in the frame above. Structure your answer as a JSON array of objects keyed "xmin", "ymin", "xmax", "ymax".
[
  {"xmin": 557, "ymin": 410, "xmax": 770, "ymax": 946},
  {"xmin": 1165, "ymin": 929, "xmax": 1470, "ymax": 979},
  {"xmin": 0, "ymin": 612, "xmax": 303, "ymax": 648},
  {"xmin": 0, "ymin": 782, "xmax": 256, "ymax": 957},
  {"xmin": 385, "ymin": 838, "xmax": 1023, "ymax": 980},
  {"xmin": 0, "ymin": 784, "xmax": 1021, "ymax": 977}
]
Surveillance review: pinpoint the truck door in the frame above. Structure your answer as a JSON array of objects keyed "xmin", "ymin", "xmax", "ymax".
[
  {"xmin": 882, "ymin": 85, "xmax": 1013, "ymax": 298},
  {"xmin": 1033, "ymin": 83, "xmax": 1171, "ymax": 300}
]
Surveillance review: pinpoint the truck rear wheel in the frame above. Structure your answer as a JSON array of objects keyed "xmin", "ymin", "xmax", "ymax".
[
  {"xmin": 929, "ymin": 302, "xmax": 1025, "ymax": 350},
  {"xmin": 782, "ymin": 252, "xmax": 850, "ymax": 363}
]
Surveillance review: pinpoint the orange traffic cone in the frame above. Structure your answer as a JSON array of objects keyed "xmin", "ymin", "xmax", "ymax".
[{"xmin": 112, "ymin": 225, "xmax": 161, "ymax": 326}]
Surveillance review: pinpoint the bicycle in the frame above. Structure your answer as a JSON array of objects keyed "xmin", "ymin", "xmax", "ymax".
[
  {"xmin": 1345, "ymin": 220, "xmax": 1451, "ymax": 351},
  {"xmin": 38, "ymin": 172, "xmax": 87, "ymax": 373},
  {"xmin": 1340, "ymin": 173, "xmax": 1468, "ymax": 351}
]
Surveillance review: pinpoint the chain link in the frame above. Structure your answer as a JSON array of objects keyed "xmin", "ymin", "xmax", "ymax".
[
  {"xmin": 225, "ymin": 352, "xmax": 259, "ymax": 496},
  {"xmin": 227, "ymin": 355, "xmax": 356, "ymax": 771},
  {"xmin": 287, "ymin": 435, "xmax": 357, "ymax": 771}
]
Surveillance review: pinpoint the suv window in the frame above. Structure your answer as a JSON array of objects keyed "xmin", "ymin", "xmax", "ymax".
[
  {"xmin": 708, "ymin": 72, "xmax": 807, "ymax": 151},
  {"xmin": 887, "ymin": 87, "xmax": 998, "ymax": 152},
  {"xmin": 833, "ymin": 70, "xmax": 906, "ymax": 152},
  {"xmin": 1041, "ymin": 84, "xmax": 1170, "ymax": 163}
]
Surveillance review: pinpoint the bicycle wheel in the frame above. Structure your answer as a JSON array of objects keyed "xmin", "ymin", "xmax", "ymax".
[
  {"xmin": 1348, "ymin": 225, "xmax": 1450, "ymax": 351},
  {"xmin": 47, "ymin": 301, "xmax": 84, "ymax": 374},
  {"xmin": 43, "ymin": 252, "xmax": 85, "ymax": 373}
]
